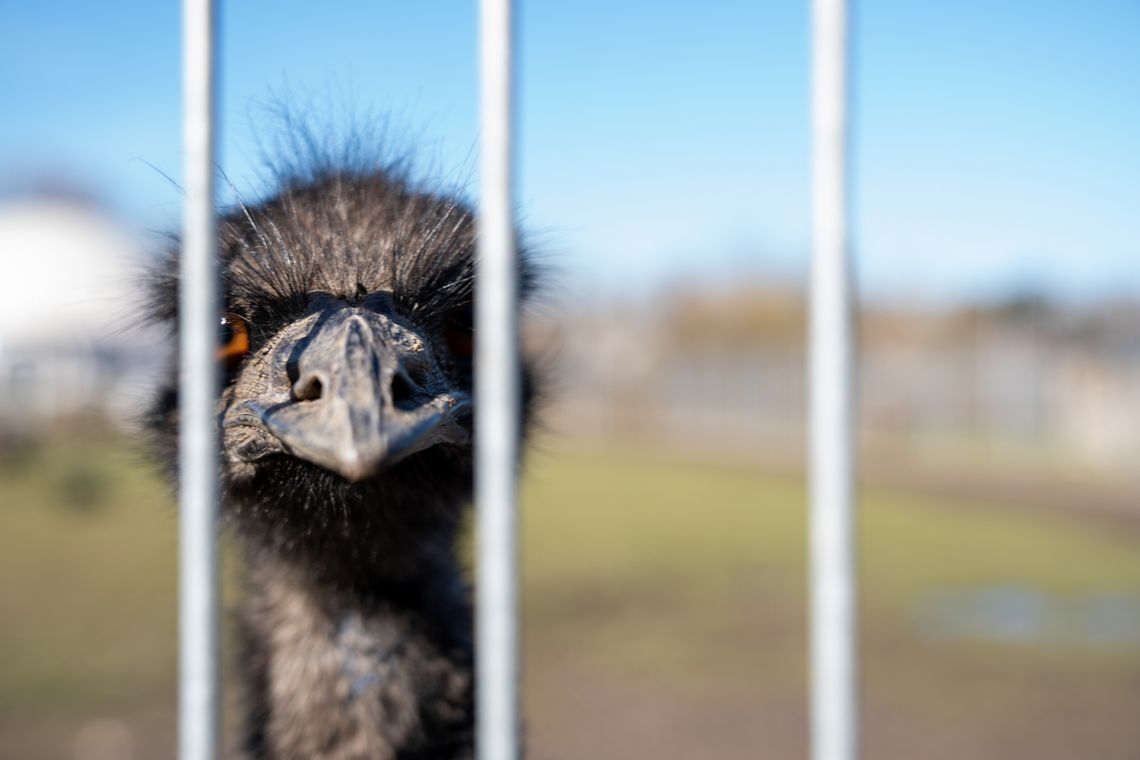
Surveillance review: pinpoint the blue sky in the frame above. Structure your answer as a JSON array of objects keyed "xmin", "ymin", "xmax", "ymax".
[{"xmin": 1, "ymin": 0, "xmax": 1137, "ymax": 302}]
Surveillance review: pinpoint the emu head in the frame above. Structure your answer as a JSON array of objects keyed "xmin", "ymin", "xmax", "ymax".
[
  {"xmin": 150, "ymin": 170, "xmax": 533, "ymax": 547},
  {"xmin": 219, "ymin": 266, "xmax": 475, "ymax": 485}
]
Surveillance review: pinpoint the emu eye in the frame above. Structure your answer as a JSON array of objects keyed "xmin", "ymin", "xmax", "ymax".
[
  {"xmin": 217, "ymin": 312, "xmax": 251, "ymax": 368},
  {"xmin": 445, "ymin": 305, "xmax": 474, "ymax": 361}
]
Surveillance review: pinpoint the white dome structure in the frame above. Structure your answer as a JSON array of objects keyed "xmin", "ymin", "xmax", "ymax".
[
  {"xmin": 0, "ymin": 198, "xmax": 158, "ymax": 423},
  {"xmin": 0, "ymin": 199, "xmax": 142, "ymax": 350}
]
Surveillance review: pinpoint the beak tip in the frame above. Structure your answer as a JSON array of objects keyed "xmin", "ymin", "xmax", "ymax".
[{"xmin": 335, "ymin": 449, "xmax": 383, "ymax": 483}]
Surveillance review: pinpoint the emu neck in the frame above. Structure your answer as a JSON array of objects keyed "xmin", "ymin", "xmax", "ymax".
[
  {"xmin": 237, "ymin": 510, "xmax": 474, "ymax": 759},
  {"xmin": 231, "ymin": 482, "xmax": 468, "ymax": 592}
]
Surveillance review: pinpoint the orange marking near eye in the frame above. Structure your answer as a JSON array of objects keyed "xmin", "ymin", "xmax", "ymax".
[{"xmin": 217, "ymin": 313, "xmax": 251, "ymax": 364}]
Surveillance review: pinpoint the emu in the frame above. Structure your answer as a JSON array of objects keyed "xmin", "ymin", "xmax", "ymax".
[{"xmin": 148, "ymin": 164, "xmax": 535, "ymax": 759}]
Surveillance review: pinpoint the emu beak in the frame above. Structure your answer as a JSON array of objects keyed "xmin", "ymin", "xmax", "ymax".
[{"xmin": 236, "ymin": 309, "xmax": 468, "ymax": 482}]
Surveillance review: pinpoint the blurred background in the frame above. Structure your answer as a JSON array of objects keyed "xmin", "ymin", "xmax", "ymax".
[{"xmin": 3, "ymin": 1, "xmax": 1140, "ymax": 758}]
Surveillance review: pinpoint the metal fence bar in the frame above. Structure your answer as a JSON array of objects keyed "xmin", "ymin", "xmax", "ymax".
[
  {"xmin": 809, "ymin": 0, "xmax": 857, "ymax": 759},
  {"xmin": 476, "ymin": 0, "xmax": 520, "ymax": 758},
  {"xmin": 179, "ymin": 0, "xmax": 221, "ymax": 758}
]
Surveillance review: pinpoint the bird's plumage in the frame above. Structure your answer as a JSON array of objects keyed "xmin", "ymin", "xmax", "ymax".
[{"xmin": 148, "ymin": 164, "xmax": 536, "ymax": 759}]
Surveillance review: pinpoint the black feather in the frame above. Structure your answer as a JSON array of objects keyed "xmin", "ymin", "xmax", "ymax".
[{"xmin": 147, "ymin": 152, "xmax": 538, "ymax": 759}]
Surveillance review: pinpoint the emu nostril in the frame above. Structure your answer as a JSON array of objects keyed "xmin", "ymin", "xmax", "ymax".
[
  {"xmin": 390, "ymin": 371, "xmax": 417, "ymax": 410},
  {"xmin": 293, "ymin": 373, "xmax": 324, "ymax": 402}
]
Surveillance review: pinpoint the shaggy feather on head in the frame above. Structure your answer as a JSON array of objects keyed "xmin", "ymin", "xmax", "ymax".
[
  {"xmin": 148, "ymin": 151, "xmax": 537, "ymax": 580},
  {"xmin": 146, "ymin": 131, "xmax": 539, "ymax": 758}
]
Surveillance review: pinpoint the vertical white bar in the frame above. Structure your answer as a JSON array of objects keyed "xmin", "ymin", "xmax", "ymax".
[
  {"xmin": 180, "ymin": 1, "xmax": 220, "ymax": 759},
  {"xmin": 810, "ymin": 0, "xmax": 857, "ymax": 760},
  {"xmin": 476, "ymin": 0, "xmax": 520, "ymax": 759}
]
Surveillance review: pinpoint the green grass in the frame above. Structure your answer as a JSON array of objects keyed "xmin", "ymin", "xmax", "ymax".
[
  {"xmin": 524, "ymin": 444, "xmax": 1140, "ymax": 603},
  {"xmin": 0, "ymin": 441, "xmax": 179, "ymax": 714},
  {"xmin": 519, "ymin": 445, "xmax": 1140, "ymax": 692},
  {"xmin": 4, "ymin": 436, "xmax": 1140, "ymax": 757}
]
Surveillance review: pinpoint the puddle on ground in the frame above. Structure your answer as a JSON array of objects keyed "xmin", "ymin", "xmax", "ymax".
[{"xmin": 913, "ymin": 586, "xmax": 1140, "ymax": 647}]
